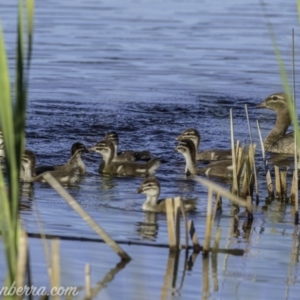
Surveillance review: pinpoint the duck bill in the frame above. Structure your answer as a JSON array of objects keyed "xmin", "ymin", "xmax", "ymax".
[
  {"xmin": 175, "ymin": 145, "xmax": 183, "ymax": 152},
  {"xmin": 83, "ymin": 146, "xmax": 89, "ymax": 153},
  {"xmin": 136, "ymin": 187, "xmax": 143, "ymax": 194},
  {"xmin": 88, "ymin": 146, "xmax": 96, "ymax": 152},
  {"xmin": 256, "ymin": 99, "xmax": 267, "ymax": 108}
]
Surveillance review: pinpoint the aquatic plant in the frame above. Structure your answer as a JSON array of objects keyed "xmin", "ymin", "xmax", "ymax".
[
  {"xmin": 261, "ymin": 0, "xmax": 300, "ymax": 222},
  {"xmin": 0, "ymin": 0, "xmax": 34, "ymax": 291}
]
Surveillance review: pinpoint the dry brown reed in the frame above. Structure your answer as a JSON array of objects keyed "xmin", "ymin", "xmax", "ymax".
[
  {"xmin": 257, "ymin": 120, "xmax": 274, "ymax": 199},
  {"xmin": 212, "ymin": 228, "xmax": 221, "ymax": 252},
  {"xmin": 51, "ymin": 239, "xmax": 60, "ymax": 300},
  {"xmin": 85, "ymin": 264, "xmax": 91, "ymax": 299},
  {"xmin": 280, "ymin": 169, "xmax": 287, "ymax": 199},
  {"xmin": 245, "ymin": 104, "xmax": 259, "ymax": 203},
  {"xmin": 195, "ymin": 177, "xmax": 251, "ymax": 210},
  {"xmin": 16, "ymin": 230, "xmax": 28, "ymax": 300},
  {"xmin": 290, "ymin": 170, "xmax": 297, "ymax": 203},
  {"xmin": 274, "ymin": 166, "xmax": 288, "ymax": 200},
  {"xmin": 230, "ymin": 109, "xmax": 238, "ymax": 195},
  {"xmin": 43, "ymin": 172, "xmax": 131, "ymax": 261},
  {"xmin": 166, "ymin": 198, "xmax": 176, "ymax": 250},
  {"xmin": 166, "ymin": 197, "xmax": 189, "ymax": 251},
  {"xmin": 203, "ymin": 188, "xmax": 213, "ymax": 254},
  {"xmin": 202, "ymin": 255, "xmax": 210, "ymax": 300},
  {"xmin": 275, "ymin": 166, "xmax": 281, "ymax": 198}
]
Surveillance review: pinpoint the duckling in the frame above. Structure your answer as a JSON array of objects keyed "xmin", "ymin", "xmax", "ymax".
[
  {"xmin": 175, "ymin": 139, "xmax": 233, "ymax": 178},
  {"xmin": 21, "ymin": 150, "xmax": 80, "ymax": 184},
  {"xmin": 105, "ymin": 131, "xmax": 151, "ymax": 162},
  {"xmin": 0, "ymin": 131, "xmax": 4, "ymax": 158},
  {"xmin": 89, "ymin": 139, "xmax": 160, "ymax": 176},
  {"xmin": 136, "ymin": 177, "xmax": 196, "ymax": 213},
  {"xmin": 176, "ymin": 128, "xmax": 231, "ymax": 161},
  {"xmin": 35, "ymin": 142, "xmax": 88, "ymax": 175},
  {"xmin": 256, "ymin": 93, "xmax": 295, "ymax": 154}
]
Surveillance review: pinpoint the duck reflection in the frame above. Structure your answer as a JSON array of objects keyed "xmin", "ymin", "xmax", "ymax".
[
  {"xmin": 20, "ymin": 182, "xmax": 34, "ymax": 198},
  {"xmin": 136, "ymin": 212, "xmax": 158, "ymax": 239},
  {"xmin": 20, "ymin": 182, "xmax": 34, "ymax": 211},
  {"xmin": 99, "ymin": 174, "xmax": 117, "ymax": 190}
]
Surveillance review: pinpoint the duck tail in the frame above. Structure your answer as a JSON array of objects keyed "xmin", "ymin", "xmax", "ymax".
[
  {"xmin": 134, "ymin": 150, "xmax": 151, "ymax": 161},
  {"xmin": 146, "ymin": 158, "xmax": 161, "ymax": 175}
]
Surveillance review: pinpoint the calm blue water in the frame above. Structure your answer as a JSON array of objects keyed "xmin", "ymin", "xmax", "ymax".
[{"xmin": 1, "ymin": 0, "xmax": 300, "ymax": 299}]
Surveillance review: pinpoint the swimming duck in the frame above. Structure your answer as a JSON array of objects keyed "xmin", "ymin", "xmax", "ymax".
[
  {"xmin": 21, "ymin": 150, "xmax": 80, "ymax": 184},
  {"xmin": 35, "ymin": 142, "xmax": 88, "ymax": 175},
  {"xmin": 175, "ymin": 139, "xmax": 233, "ymax": 178},
  {"xmin": 136, "ymin": 177, "xmax": 196, "ymax": 212},
  {"xmin": 256, "ymin": 93, "xmax": 295, "ymax": 154},
  {"xmin": 176, "ymin": 128, "xmax": 232, "ymax": 161},
  {"xmin": 89, "ymin": 139, "xmax": 160, "ymax": 176},
  {"xmin": 105, "ymin": 131, "xmax": 151, "ymax": 162}
]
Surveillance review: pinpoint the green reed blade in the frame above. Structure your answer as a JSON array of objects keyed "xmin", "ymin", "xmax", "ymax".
[
  {"xmin": 297, "ymin": 0, "xmax": 300, "ymax": 25},
  {"xmin": 0, "ymin": 0, "xmax": 35, "ymax": 288},
  {"xmin": 260, "ymin": 1, "xmax": 300, "ymax": 152},
  {"xmin": 26, "ymin": 0, "xmax": 35, "ymax": 66}
]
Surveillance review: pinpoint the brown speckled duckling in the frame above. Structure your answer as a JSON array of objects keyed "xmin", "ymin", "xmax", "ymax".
[
  {"xmin": 175, "ymin": 139, "xmax": 233, "ymax": 178},
  {"xmin": 21, "ymin": 150, "xmax": 80, "ymax": 184},
  {"xmin": 136, "ymin": 177, "xmax": 196, "ymax": 213},
  {"xmin": 105, "ymin": 131, "xmax": 151, "ymax": 162},
  {"xmin": 35, "ymin": 142, "xmax": 88, "ymax": 175},
  {"xmin": 89, "ymin": 139, "xmax": 160, "ymax": 176},
  {"xmin": 176, "ymin": 128, "xmax": 231, "ymax": 161}
]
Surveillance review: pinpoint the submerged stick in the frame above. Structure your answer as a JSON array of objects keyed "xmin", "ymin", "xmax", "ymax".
[
  {"xmin": 257, "ymin": 120, "xmax": 274, "ymax": 199},
  {"xmin": 245, "ymin": 104, "xmax": 259, "ymax": 203},
  {"xmin": 43, "ymin": 173, "xmax": 131, "ymax": 261}
]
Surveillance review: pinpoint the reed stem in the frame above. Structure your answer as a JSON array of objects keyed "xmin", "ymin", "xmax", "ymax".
[
  {"xmin": 43, "ymin": 173, "xmax": 131, "ymax": 261},
  {"xmin": 85, "ymin": 264, "xmax": 91, "ymax": 299},
  {"xmin": 257, "ymin": 120, "xmax": 274, "ymax": 199},
  {"xmin": 230, "ymin": 109, "xmax": 238, "ymax": 195},
  {"xmin": 203, "ymin": 188, "xmax": 213, "ymax": 254},
  {"xmin": 245, "ymin": 104, "xmax": 259, "ymax": 203}
]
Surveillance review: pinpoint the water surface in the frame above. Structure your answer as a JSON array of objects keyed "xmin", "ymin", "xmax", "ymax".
[{"xmin": 1, "ymin": 0, "xmax": 300, "ymax": 299}]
